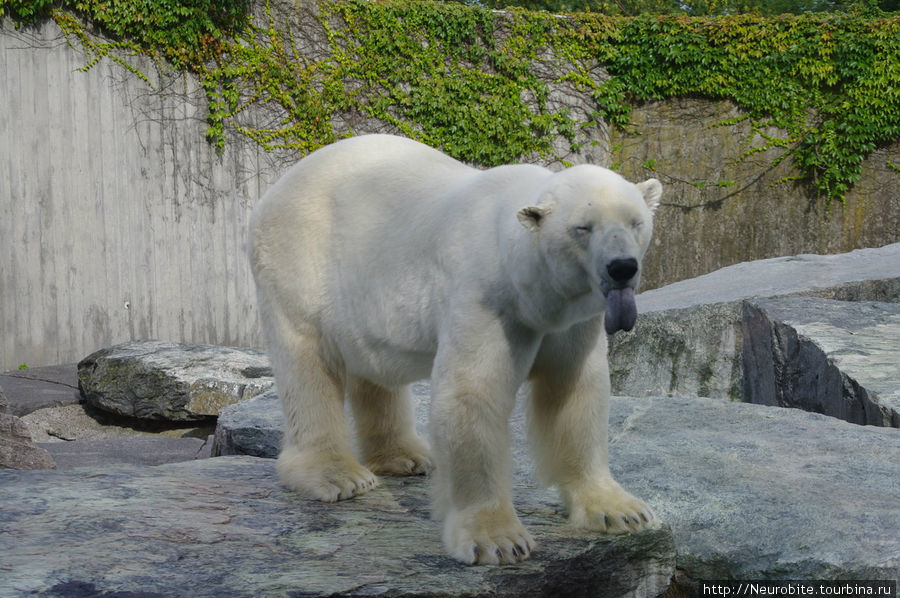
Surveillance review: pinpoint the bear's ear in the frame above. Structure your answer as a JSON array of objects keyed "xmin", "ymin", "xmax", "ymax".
[
  {"xmin": 637, "ymin": 179, "xmax": 662, "ymax": 214},
  {"xmin": 517, "ymin": 205, "xmax": 551, "ymax": 232}
]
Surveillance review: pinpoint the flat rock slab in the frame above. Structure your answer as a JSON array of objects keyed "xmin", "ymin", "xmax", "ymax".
[
  {"xmin": 0, "ymin": 364, "xmax": 80, "ymax": 417},
  {"xmin": 37, "ymin": 436, "xmax": 212, "ymax": 470},
  {"xmin": 0, "ymin": 457, "xmax": 676, "ymax": 598},
  {"xmin": 637, "ymin": 243, "xmax": 900, "ymax": 313},
  {"xmin": 610, "ymin": 243, "xmax": 900, "ymax": 402},
  {"xmin": 610, "ymin": 396, "xmax": 899, "ymax": 584},
  {"xmin": 743, "ymin": 297, "xmax": 900, "ymax": 426},
  {"xmin": 78, "ymin": 340, "xmax": 274, "ymax": 422},
  {"xmin": 214, "ymin": 387, "xmax": 900, "ymax": 584}
]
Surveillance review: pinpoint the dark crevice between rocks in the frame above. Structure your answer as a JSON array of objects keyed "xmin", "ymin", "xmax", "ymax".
[{"xmin": 71, "ymin": 400, "xmax": 217, "ymax": 440}]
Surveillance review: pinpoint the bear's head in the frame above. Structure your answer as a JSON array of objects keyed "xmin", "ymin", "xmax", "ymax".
[{"xmin": 516, "ymin": 166, "xmax": 662, "ymax": 335}]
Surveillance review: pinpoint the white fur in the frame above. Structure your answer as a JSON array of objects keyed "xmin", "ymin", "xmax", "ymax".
[{"xmin": 249, "ymin": 135, "xmax": 661, "ymax": 564}]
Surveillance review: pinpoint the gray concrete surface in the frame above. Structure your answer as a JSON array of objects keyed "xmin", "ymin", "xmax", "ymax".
[
  {"xmin": 38, "ymin": 436, "xmax": 212, "ymax": 470},
  {"xmin": 0, "ymin": 364, "xmax": 80, "ymax": 417}
]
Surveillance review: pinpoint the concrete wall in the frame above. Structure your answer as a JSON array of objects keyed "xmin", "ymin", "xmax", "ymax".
[
  {"xmin": 2, "ymin": 14, "xmax": 898, "ymax": 371},
  {"xmin": 0, "ymin": 20, "xmax": 289, "ymax": 371},
  {"xmin": 0, "ymin": 11, "xmax": 604, "ymax": 372}
]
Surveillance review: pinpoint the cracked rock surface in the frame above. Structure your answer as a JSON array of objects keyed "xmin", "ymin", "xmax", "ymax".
[
  {"xmin": 215, "ymin": 389, "xmax": 900, "ymax": 586},
  {"xmin": 0, "ymin": 456, "xmax": 676, "ymax": 598}
]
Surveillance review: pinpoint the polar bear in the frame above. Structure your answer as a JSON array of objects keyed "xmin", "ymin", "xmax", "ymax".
[{"xmin": 249, "ymin": 134, "xmax": 661, "ymax": 565}]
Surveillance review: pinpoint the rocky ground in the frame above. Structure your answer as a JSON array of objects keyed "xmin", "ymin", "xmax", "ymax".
[
  {"xmin": 1, "ymin": 364, "xmax": 217, "ymax": 470},
  {"xmin": 1, "ymin": 243, "xmax": 898, "ymax": 597}
]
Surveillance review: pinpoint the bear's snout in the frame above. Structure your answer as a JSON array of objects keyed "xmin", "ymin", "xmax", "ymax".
[{"xmin": 606, "ymin": 257, "xmax": 638, "ymax": 284}]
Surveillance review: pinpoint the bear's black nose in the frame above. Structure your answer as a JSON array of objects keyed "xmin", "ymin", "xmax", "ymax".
[{"xmin": 607, "ymin": 257, "xmax": 638, "ymax": 282}]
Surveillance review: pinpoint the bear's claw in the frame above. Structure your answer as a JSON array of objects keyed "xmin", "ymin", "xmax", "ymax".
[
  {"xmin": 443, "ymin": 504, "xmax": 536, "ymax": 565},
  {"xmin": 564, "ymin": 477, "xmax": 657, "ymax": 534}
]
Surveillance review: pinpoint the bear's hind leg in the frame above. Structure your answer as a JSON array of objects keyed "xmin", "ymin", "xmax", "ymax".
[
  {"xmin": 270, "ymin": 330, "xmax": 377, "ymax": 502},
  {"xmin": 347, "ymin": 378, "xmax": 434, "ymax": 476}
]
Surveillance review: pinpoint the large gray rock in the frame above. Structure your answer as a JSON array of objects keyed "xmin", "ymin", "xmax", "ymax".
[
  {"xmin": 610, "ymin": 302, "xmax": 743, "ymax": 400},
  {"xmin": 0, "ymin": 385, "xmax": 56, "ymax": 470},
  {"xmin": 610, "ymin": 243, "xmax": 900, "ymax": 401},
  {"xmin": 609, "ymin": 396, "xmax": 899, "ymax": 585},
  {"xmin": 212, "ymin": 389, "xmax": 283, "ymax": 457},
  {"xmin": 0, "ymin": 456, "xmax": 676, "ymax": 597},
  {"xmin": 743, "ymin": 297, "xmax": 900, "ymax": 426},
  {"xmin": 78, "ymin": 340, "xmax": 274, "ymax": 421},
  {"xmin": 214, "ymin": 385, "xmax": 900, "ymax": 586}
]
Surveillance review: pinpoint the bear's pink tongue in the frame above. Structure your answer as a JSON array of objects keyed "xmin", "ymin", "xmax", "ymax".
[{"xmin": 604, "ymin": 287, "xmax": 637, "ymax": 335}]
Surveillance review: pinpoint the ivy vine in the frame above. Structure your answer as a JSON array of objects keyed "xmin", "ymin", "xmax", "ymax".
[{"xmin": 6, "ymin": 0, "xmax": 899, "ymax": 203}]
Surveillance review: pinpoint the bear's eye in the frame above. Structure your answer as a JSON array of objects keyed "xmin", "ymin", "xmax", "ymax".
[
  {"xmin": 630, "ymin": 219, "xmax": 643, "ymax": 230},
  {"xmin": 574, "ymin": 224, "xmax": 593, "ymax": 234}
]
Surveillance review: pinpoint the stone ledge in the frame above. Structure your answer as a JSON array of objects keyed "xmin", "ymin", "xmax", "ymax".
[
  {"xmin": 214, "ymin": 388, "xmax": 900, "ymax": 586},
  {"xmin": 636, "ymin": 243, "xmax": 900, "ymax": 314},
  {"xmin": 0, "ymin": 456, "xmax": 676, "ymax": 598}
]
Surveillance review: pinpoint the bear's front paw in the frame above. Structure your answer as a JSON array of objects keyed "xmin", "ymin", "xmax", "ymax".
[
  {"xmin": 564, "ymin": 478, "xmax": 656, "ymax": 534},
  {"xmin": 442, "ymin": 504, "xmax": 536, "ymax": 565},
  {"xmin": 277, "ymin": 445, "xmax": 378, "ymax": 502},
  {"xmin": 364, "ymin": 435, "xmax": 435, "ymax": 477}
]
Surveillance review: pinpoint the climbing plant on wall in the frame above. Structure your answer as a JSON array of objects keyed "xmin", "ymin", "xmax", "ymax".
[
  {"xmin": 569, "ymin": 12, "xmax": 900, "ymax": 200},
  {"xmin": 4, "ymin": 0, "xmax": 899, "ymax": 203}
]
